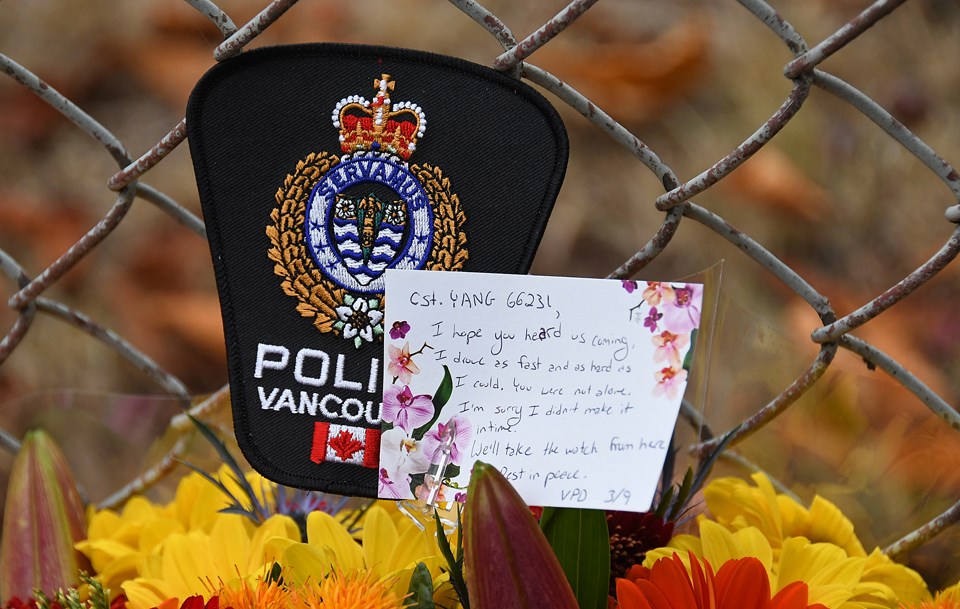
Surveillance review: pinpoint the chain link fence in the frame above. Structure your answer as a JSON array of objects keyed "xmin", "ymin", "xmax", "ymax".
[{"xmin": 1, "ymin": 0, "xmax": 958, "ymax": 582}]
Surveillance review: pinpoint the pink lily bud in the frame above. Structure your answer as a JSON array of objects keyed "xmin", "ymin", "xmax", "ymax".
[
  {"xmin": 463, "ymin": 461, "xmax": 578, "ymax": 609},
  {"xmin": 1, "ymin": 430, "xmax": 87, "ymax": 602}
]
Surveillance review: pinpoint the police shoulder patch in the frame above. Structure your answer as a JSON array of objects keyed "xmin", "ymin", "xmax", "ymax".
[{"xmin": 188, "ymin": 44, "xmax": 567, "ymax": 496}]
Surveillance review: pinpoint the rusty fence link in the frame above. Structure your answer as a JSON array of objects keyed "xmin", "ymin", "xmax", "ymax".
[{"xmin": 1, "ymin": 0, "xmax": 959, "ymax": 568}]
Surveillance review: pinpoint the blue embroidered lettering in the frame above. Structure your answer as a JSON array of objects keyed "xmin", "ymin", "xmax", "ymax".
[
  {"xmin": 370, "ymin": 162, "xmax": 388, "ymax": 182},
  {"xmin": 343, "ymin": 162, "xmax": 362, "ymax": 181},
  {"xmin": 330, "ymin": 167, "xmax": 347, "ymax": 189}
]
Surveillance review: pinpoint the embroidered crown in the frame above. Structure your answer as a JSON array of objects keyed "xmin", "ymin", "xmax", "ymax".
[{"xmin": 331, "ymin": 74, "xmax": 426, "ymax": 160}]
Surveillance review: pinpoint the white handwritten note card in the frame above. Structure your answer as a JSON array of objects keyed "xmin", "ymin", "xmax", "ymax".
[{"xmin": 378, "ymin": 270, "xmax": 703, "ymax": 511}]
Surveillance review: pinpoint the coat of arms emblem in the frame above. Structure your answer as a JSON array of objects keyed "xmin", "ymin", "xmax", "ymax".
[{"xmin": 267, "ymin": 74, "xmax": 469, "ymax": 347}]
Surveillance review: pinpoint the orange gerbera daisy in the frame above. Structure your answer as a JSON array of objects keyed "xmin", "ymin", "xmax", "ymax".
[
  {"xmin": 156, "ymin": 569, "xmax": 405, "ymax": 609},
  {"xmin": 616, "ymin": 552, "xmax": 827, "ymax": 609},
  {"xmin": 901, "ymin": 583, "xmax": 960, "ymax": 609},
  {"xmin": 294, "ymin": 570, "xmax": 403, "ymax": 609}
]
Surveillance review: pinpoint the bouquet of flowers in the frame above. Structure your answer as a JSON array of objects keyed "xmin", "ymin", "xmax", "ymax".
[{"xmin": 1, "ymin": 416, "xmax": 957, "ymax": 609}]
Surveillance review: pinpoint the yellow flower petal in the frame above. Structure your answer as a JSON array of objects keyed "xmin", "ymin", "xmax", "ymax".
[
  {"xmin": 95, "ymin": 552, "xmax": 143, "ymax": 598},
  {"xmin": 281, "ymin": 542, "xmax": 334, "ymax": 586},
  {"xmin": 122, "ymin": 577, "xmax": 179, "ymax": 609},
  {"xmin": 306, "ymin": 511, "xmax": 364, "ymax": 573},
  {"xmin": 861, "ymin": 549, "xmax": 930, "ymax": 606},
  {"xmin": 643, "ymin": 534, "xmax": 702, "ymax": 567},
  {"xmin": 360, "ymin": 506, "xmax": 399, "ymax": 578},
  {"xmin": 169, "ymin": 473, "xmax": 204, "ymax": 527},
  {"xmin": 74, "ymin": 538, "xmax": 133, "ymax": 575},
  {"xmin": 700, "ymin": 519, "xmax": 773, "ymax": 571},
  {"xmin": 388, "ymin": 521, "xmax": 439, "ymax": 575},
  {"xmin": 122, "ymin": 496, "xmax": 163, "ymax": 525},
  {"xmin": 777, "ymin": 537, "xmax": 865, "ymax": 608},
  {"xmin": 704, "ymin": 474, "xmax": 788, "ymax": 544},
  {"xmin": 808, "ymin": 496, "xmax": 865, "ymax": 557},
  {"xmin": 750, "ymin": 471, "xmax": 787, "ymax": 536},
  {"xmin": 161, "ymin": 531, "xmax": 218, "ymax": 593},
  {"xmin": 86, "ymin": 510, "xmax": 123, "ymax": 542},
  {"xmin": 138, "ymin": 517, "xmax": 185, "ymax": 554},
  {"xmin": 209, "ymin": 514, "xmax": 255, "ymax": 574},
  {"xmin": 250, "ymin": 514, "xmax": 301, "ymax": 568}
]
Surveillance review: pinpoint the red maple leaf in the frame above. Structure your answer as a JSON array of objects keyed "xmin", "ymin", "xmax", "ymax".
[{"xmin": 329, "ymin": 430, "xmax": 364, "ymax": 461}]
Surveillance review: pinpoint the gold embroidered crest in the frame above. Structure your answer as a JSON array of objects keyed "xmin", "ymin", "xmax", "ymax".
[{"xmin": 266, "ymin": 76, "xmax": 468, "ymax": 347}]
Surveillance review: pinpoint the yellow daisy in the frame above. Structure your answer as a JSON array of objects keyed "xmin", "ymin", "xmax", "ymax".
[
  {"xmin": 645, "ymin": 474, "xmax": 931, "ymax": 609},
  {"xmin": 77, "ymin": 466, "xmax": 279, "ymax": 600},
  {"xmin": 80, "ymin": 467, "xmax": 457, "ymax": 609},
  {"xmin": 272, "ymin": 502, "xmax": 456, "ymax": 606},
  {"xmin": 121, "ymin": 513, "xmax": 299, "ymax": 609}
]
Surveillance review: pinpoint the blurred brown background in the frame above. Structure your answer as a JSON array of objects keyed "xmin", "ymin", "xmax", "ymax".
[{"xmin": 0, "ymin": 0, "xmax": 958, "ymax": 587}]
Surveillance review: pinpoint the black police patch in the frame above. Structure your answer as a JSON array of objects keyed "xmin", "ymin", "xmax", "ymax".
[{"xmin": 187, "ymin": 44, "xmax": 567, "ymax": 497}]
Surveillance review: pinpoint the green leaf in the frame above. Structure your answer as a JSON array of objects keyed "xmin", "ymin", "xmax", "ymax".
[
  {"xmin": 538, "ymin": 505, "xmax": 557, "ymax": 530},
  {"xmin": 539, "ymin": 508, "xmax": 610, "ymax": 609},
  {"xmin": 444, "ymin": 464, "xmax": 461, "ymax": 481},
  {"xmin": 434, "ymin": 509, "xmax": 469, "ymax": 609},
  {"xmin": 682, "ymin": 328, "xmax": 698, "ymax": 371},
  {"xmin": 413, "ymin": 366, "xmax": 453, "ymax": 438},
  {"xmin": 267, "ymin": 562, "xmax": 284, "ymax": 585},
  {"xmin": 669, "ymin": 468, "xmax": 695, "ymax": 521},
  {"xmin": 404, "ymin": 562, "xmax": 436, "ymax": 609},
  {"xmin": 409, "ymin": 472, "xmax": 426, "ymax": 496},
  {"xmin": 654, "ymin": 485, "xmax": 674, "ymax": 519},
  {"xmin": 463, "ymin": 462, "xmax": 577, "ymax": 609}
]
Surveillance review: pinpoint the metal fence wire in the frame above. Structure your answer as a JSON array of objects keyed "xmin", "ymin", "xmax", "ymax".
[{"xmin": 1, "ymin": 0, "xmax": 959, "ymax": 575}]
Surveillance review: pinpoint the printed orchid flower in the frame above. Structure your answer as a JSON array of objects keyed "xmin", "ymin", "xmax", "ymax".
[
  {"xmin": 387, "ymin": 341, "xmax": 421, "ymax": 384},
  {"xmin": 378, "ymin": 467, "xmax": 408, "ymax": 500},
  {"xmin": 382, "ymin": 385, "xmax": 434, "ymax": 433},
  {"xmin": 653, "ymin": 365, "xmax": 688, "ymax": 400},
  {"xmin": 421, "ymin": 416, "xmax": 472, "ymax": 466},
  {"xmin": 333, "ymin": 294, "xmax": 384, "ymax": 348},
  {"xmin": 642, "ymin": 281, "xmax": 676, "ymax": 307},
  {"xmin": 661, "ymin": 283, "xmax": 703, "ymax": 334},
  {"xmin": 652, "ymin": 330, "xmax": 690, "ymax": 367},
  {"xmin": 622, "ymin": 280, "xmax": 638, "ymax": 293},
  {"xmin": 389, "ymin": 320, "xmax": 411, "ymax": 340},
  {"xmin": 643, "ymin": 307, "xmax": 663, "ymax": 333},
  {"xmin": 378, "ymin": 427, "xmax": 431, "ymax": 500}
]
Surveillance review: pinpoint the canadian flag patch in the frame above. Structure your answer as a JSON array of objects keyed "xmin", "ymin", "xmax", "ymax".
[{"xmin": 311, "ymin": 422, "xmax": 380, "ymax": 468}]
